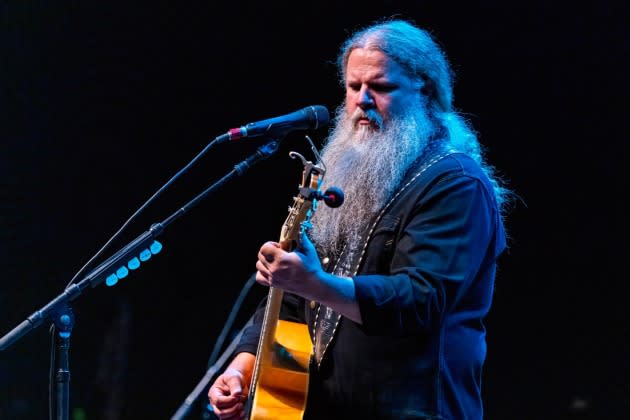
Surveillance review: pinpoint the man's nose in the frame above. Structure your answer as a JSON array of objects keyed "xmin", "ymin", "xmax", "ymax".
[{"xmin": 356, "ymin": 86, "xmax": 375, "ymax": 109}]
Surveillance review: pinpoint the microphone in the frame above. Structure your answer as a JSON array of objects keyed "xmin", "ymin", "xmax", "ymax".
[
  {"xmin": 317, "ymin": 187, "xmax": 344, "ymax": 208},
  {"xmin": 224, "ymin": 105, "xmax": 329, "ymax": 141}
]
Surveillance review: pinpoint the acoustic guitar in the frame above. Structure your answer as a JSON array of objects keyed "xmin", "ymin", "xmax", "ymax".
[{"xmin": 244, "ymin": 150, "xmax": 342, "ymax": 420}]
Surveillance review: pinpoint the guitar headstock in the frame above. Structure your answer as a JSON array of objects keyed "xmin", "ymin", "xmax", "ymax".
[{"xmin": 279, "ymin": 151, "xmax": 325, "ymax": 250}]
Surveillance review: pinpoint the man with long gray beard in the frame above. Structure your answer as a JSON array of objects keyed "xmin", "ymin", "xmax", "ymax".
[{"xmin": 209, "ymin": 18, "xmax": 509, "ymax": 420}]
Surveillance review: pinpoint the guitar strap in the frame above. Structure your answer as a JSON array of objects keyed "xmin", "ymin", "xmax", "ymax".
[
  {"xmin": 312, "ymin": 144, "xmax": 459, "ymax": 368},
  {"xmin": 312, "ymin": 244, "xmax": 356, "ymax": 367}
]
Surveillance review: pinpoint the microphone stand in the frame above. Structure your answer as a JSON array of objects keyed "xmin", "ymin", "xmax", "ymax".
[
  {"xmin": 52, "ymin": 303, "xmax": 74, "ymax": 419},
  {"xmin": 0, "ymin": 140, "xmax": 280, "ymax": 420}
]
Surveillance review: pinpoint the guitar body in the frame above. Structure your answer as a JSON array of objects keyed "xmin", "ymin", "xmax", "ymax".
[{"xmin": 248, "ymin": 319, "xmax": 312, "ymax": 420}]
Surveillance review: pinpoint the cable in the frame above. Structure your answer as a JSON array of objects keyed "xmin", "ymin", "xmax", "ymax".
[
  {"xmin": 207, "ymin": 273, "xmax": 257, "ymax": 367},
  {"xmin": 169, "ymin": 273, "xmax": 258, "ymax": 420},
  {"xmin": 64, "ymin": 137, "xmax": 223, "ymax": 289}
]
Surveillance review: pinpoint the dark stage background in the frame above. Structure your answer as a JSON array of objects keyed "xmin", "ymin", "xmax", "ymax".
[{"xmin": 2, "ymin": 1, "xmax": 628, "ymax": 419}]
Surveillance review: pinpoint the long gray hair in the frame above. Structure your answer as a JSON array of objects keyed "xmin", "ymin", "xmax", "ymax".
[{"xmin": 337, "ymin": 19, "xmax": 511, "ymax": 212}]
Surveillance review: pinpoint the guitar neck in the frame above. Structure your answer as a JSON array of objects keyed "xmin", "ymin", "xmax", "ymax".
[
  {"xmin": 245, "ymin": 157, "xmax": 323, "ymax": 420},
  {"xmin": 245, "ymin": 286, "xmax": 284, "ymax": 418},
  {"xmin": 255, "ymin": 286, "xmax": 285, "ymax": 364}
]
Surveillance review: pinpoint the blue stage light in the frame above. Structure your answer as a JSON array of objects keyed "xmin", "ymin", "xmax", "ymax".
[
  {"xmin": 139, "ymin": 249, "xmax": 152, "ymax": 261},
  {"xmin": 105, "ymin": 273, "xmax": 119, "ymax": 286},
  {"xmin": 116, "ymin": 266, "xmax": 129, "ymax": 279},
  {"xmin": 128, "ymin": 257, "xmax": 140, "ymax": 270},
  {"xmin": 150, "ymin": 240, "xmax": 162, "ymax": 254}
]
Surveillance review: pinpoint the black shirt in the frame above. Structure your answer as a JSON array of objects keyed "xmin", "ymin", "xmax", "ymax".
[{"xmin": 236, "ymin": 152, "xmax": 506, "ymax": 420}]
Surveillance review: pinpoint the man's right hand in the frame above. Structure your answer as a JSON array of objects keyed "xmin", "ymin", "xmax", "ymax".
[{"xmin": 208, "ymin": 352, "xmax": 255, "ymax": 419}]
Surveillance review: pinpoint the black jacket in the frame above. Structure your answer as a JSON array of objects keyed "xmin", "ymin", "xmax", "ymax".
[{"xmin": 237, "ymin": 151, "xmax": 506, "ymax": 420}]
